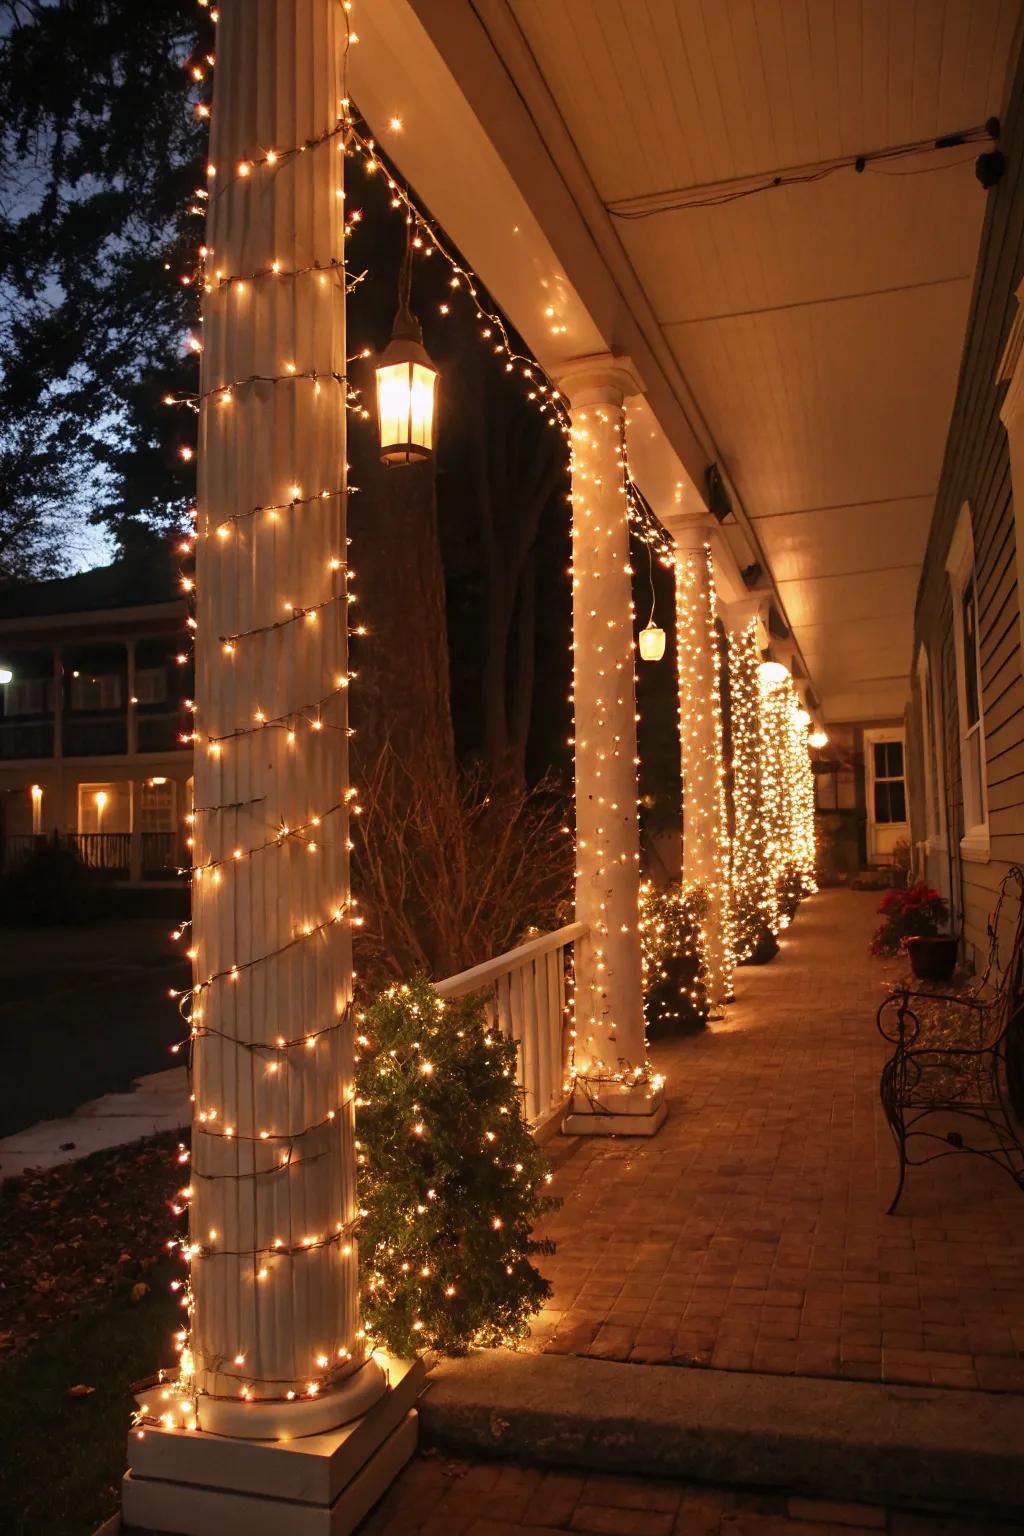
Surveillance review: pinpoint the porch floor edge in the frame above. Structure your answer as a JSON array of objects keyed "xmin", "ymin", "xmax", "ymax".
[{"xmin": 418, "ymin": 1350, "xmax": 1024, "ymax": 1513}]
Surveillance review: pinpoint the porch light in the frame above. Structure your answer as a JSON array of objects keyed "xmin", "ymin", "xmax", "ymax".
[
  {"xmin": 0, "ymin": 668, "xmax": 12, "ymax": 686},
  {"xmin": 376, "ymin": 228, "xmax": 438, "ymax": 466},
  {"xmin": 758, "ymin": 659, "xmax": 789, "ymax": 687},
  {"xmin": 30, "ymin": 784, "xmax": 42, "ymax": 801},
  {"xmin": 809, "ymin": 729, "xmax": 829, "ymax": 749},
  {"xmin": 638, "ymin": 623, "xmax": 666, "ymax": 662}
]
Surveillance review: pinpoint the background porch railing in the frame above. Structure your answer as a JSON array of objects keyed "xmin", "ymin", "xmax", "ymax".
[{"xmin": 436, "ymin": 921, "xmax": 586, "ymax": 1137}]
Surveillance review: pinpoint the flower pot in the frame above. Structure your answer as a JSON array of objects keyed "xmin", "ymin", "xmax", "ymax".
[{"xmin": 905, "ymin": 934, "xmax": 958, "ymax": 983}]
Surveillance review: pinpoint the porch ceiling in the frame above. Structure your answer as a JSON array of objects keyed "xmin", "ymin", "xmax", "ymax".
[
  {"xmin": 508, "ymin": 0, "xmax": 1019, "ymax": 722},
  {"xmin": 353, "ymin": 0, "xmax": 1022, "ymax": 722}
]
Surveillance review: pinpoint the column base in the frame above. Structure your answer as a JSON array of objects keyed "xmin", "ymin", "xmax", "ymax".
[
  {"xmin": 122, "ymin": 1356, "xmax": 423, "ymax": 1536},
  {"xmin": 562, "ymin": 1080, "xmax": 667, "ymax": 1138}
]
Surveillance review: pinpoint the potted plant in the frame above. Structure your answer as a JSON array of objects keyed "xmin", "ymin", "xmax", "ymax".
[{"xmin": 870, "ymin": 883, "xmax": 955, "ymax": 980}]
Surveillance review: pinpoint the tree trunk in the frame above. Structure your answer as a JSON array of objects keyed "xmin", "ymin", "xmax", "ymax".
[{"xmin": 349, "ymin": 454, "xmax": 455, "ymax": 784}]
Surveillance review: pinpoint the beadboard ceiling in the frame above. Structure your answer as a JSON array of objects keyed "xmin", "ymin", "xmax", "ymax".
[{"xmin": 502, "ymin": 0, "xmax": 1022, "ymax": 719}]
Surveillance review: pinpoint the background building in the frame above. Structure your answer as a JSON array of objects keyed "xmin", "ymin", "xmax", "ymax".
[{"xmin": 0, "ymin": 560, "xmax": 191, "ymax": 884}]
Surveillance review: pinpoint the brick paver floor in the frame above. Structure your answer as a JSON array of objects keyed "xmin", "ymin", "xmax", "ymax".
[
  {"xmin": 528, "ymin": 889, "xmax": 1024, "ymax": 1391},
  {"xmin": 358, "ymin": 1454, "xmax": 1024, "ymax": 1534}
]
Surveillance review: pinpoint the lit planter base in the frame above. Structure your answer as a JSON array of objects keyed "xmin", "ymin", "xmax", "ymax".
[
  {"xmin": 121, "ymin": 1357, "xmax": 423, "ymax": 1536},
  {"xmin": 562, "ymin": 1079, "xmax": 667, "ymax": 1138}
]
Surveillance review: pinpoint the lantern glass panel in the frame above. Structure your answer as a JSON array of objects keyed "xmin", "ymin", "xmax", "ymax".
[{"xmin": 638, "ymin": 625, "xmax": 666, "ymax": 662}]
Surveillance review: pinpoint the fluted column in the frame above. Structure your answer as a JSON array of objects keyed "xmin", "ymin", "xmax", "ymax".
[
  {"xmin": 187, "ymin": 0, "xmax": 382, "ymax": 1437},
  {"xmin": 558, "ymin": 355, "xmax": 665, "ymax": 1137},
  {"xmin": 675, "ymin": 516, "xmax": 733, "ymax": 1008}
]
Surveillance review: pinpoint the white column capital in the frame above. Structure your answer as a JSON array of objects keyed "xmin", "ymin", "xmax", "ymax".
[
  {"xmin": 721, "ymin": 593, "xmax": 770, "ymax": 638},
  {"xmin": 673, "ymin": 510, "xmax": 719, "ymax": 553},
  {"xmin": 553, "ymin": 352, "xmax": 645, "ymax": 408}
]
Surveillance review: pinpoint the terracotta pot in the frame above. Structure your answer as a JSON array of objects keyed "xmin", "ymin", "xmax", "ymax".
[{"xmin": 905, "ymin": 934, "xmax": 958, "ymax": 983}]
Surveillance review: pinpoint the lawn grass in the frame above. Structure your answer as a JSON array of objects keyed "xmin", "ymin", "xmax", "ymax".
[{"xmin": 0, "ymin": 1270, "xmax": 179, "ymax": 1536}]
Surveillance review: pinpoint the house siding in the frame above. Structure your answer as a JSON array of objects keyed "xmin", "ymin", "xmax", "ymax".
[{"xmin": 910, "ymin": 46, "xmax": 1024, "ymax": 970}]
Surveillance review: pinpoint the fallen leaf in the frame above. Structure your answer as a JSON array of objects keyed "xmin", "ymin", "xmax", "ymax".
[
  {"xmin": 130, "ymin": 1282, "xmax": 149, "ymax": 1302},
  {"xmin": 67, "ymin": 1384, "xmax": 95, "ymax": 1397}
]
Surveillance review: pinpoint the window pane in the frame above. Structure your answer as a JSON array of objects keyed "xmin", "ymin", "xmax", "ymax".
[
  {"xmin": 873, "ymin": 742, "xmax": 889, "ymax": 777},
  {"xmin": 887, "ymin": 740, "xmax": 904, "ymax": 777},
  {"xmin": 874, "ymin": 780, "xmax": 906, "ymax": 824}
]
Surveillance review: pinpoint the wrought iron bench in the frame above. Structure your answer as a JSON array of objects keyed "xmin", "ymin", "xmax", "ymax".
[{"xmin": 876, "ymin": 864, "xmax": 1024, "ymax": 1213}]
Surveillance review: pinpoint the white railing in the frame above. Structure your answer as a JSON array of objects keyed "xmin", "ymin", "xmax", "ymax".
[{"xmin": 436, "ymin": 921, "xmax": 587, "ymax": 1139}]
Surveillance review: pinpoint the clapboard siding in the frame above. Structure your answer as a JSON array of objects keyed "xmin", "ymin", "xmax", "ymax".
[{"xmin": 909, "ymin": 39, "xmax": 1024, "ymax": 971}]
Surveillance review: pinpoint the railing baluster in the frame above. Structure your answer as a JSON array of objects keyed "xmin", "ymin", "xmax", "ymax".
[
  {"xmin": 531, "ymin": 956, "xmax": 549, "ymax": 1118},
  {"xmin": 509, "ymin": 963, "xmax": 527, "ymax": 1114},
  {"xmin": 434, "ymin": 920, "xmax": 589, "ymax": 1136},
  {"xmin": 545, "ymin": 946, "xmax": 561, "ymax": 1110}
]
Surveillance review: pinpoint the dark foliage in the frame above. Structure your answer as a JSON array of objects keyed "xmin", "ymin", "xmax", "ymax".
[
  {"xmin": 0, "ymin": 0, "xmax": 210, "ymax": 574},
  {"xmin": 0, "ymin": 834, "xmax": 106, "ymax": 924}
]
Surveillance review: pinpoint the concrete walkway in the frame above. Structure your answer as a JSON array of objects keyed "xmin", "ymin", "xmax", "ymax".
[
  {"xmin": 530, "ymin": 890, "xmax": 1024, "ymax": 1393},
  {"xmin": 0, "ymin": 1066, "xmax": 189, "ymax": 1180}
]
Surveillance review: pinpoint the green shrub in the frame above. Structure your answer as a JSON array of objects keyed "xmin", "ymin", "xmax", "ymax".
[
  {"xmin": 355, "ymin": 978, "xmax": 557, "ymax": 1356},
  {"xmin": 640, "ymin": 881, "xmax": 709, "ymax": 1035}
]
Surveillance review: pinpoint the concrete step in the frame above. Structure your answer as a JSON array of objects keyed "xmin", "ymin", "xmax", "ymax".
[{"xmin": 418, "ymin": 1351, "xmax": 1024, "ymax": 1514}]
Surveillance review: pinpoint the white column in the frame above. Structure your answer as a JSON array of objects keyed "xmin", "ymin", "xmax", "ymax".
[
  {"xmin": 183, "ymin": 0, "xmax": 381, "ymax": 1438},
  {"xmin": 124, "ymin": 4, "xmax": 421, "ymax": 1529},
  {"xmin": 674, "ymin": 515, "xmax": 733, "ymax": 1008},
  {"xmin": 558, "ymin": 355, "xmax": 665, "ymax": 1137}
]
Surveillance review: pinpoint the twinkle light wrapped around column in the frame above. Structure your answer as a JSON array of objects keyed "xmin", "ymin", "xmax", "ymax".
[
  {"xmin": 558, "ymin": 354, "xmax": 665, "ymax": 1138},
  {"xmin": 728, "ymin": 617, "xmax": 780, "ymax": 958},
  {"xmin": 759, "ymin": 668, "xmax": 817, "ymax": 919},
  {"xmin": 167, "ymin": 0, "xmax": 384, "ymax": 1442},
  {"xmin": 674, "ymin": 531, "xmax": 733, "ymax": 1007},
  {"xmin": 786, "ymin": 696, "xmax": 818, "ymax": 897}
]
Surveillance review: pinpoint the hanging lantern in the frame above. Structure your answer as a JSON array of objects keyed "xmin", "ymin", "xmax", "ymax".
[
  {"xmin": 638, "ymin": 549, "xmax": 665, "ymax": 661},
  {"xmin": 376, "ymin": 228, "xmax": 439, "ymax": 466},
  {"xmin": 757, "ymin": 659, "xmax": 789, "ymax": 687},
  {"xmin": 809, "ymin": 729, "xmax": 829, "ymax": 749},
  {"xmin": 639, "ymin": 623, "xmax": 666, "ymax": 662}
]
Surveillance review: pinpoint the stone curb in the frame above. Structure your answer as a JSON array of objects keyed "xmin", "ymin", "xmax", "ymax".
[{"xmin": 418, "ymin": 1352, "xmax": 1024, "ymax": 1512}]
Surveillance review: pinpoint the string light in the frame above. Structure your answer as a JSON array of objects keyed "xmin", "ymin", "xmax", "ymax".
[
  {"xmin": 674, "ymin": 543, "xmax": 733, "ymax": 1004},
  {"xmin": 728, "ymin": 618, "xmax": 781, "ymax": 958}
]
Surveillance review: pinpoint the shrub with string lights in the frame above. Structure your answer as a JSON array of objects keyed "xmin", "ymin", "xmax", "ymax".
[
  {"xmin": 354, "ymin": 978, "xmax": 557, "ymax": 1357},
  {"xmin": 640, "ymin": 881, "xmax": 709, "ymax": 1035}
]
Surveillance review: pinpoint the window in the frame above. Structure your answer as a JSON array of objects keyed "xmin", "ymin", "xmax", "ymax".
[
  {"xmin": 76, "ymin": 781, "xmax": 131, "ymax": 834},
  {"xmin": 134, "ymin": 668, "xmax": 168, "ymax": 706},
  {"xmin": 139, "ymin": 778, "xmax": 176, "ymax": 832},
  {"xmin": 71, "ymin": 673, "xmax": 123, "ymax": 711},
  {"xmin": 5, "ymin": 679, "xmax": 52, "ymax": 716},
  {"xmin": 872, "ymin": 739, "xmax": 906, "ymax": 823},
  {"xmin": 864, "ymin": 728, "xmax": 908, "ymax": 861},
  {"xmin": 946, "ymin": 505, "xmax": 989, "ymax": 860},
  {"xmin": 814, "ymin": 761, "xmax": 857, "ymax": 812}
]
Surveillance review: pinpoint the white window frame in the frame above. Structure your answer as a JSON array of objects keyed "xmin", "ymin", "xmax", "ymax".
[
  {"xmin": 863, "ymin": 727, "xmax": 909, "ymax": 861},
  {"xmin": 997, "ymin": 277, "xmax": 1024, "ymax": 661},
  {"xmin": 915, "ymin": 645, "xmax": 946, "ymax": 851},
  {"xmin": 945, "ymin": 504, "xmax": 989, "ymax": 862}
]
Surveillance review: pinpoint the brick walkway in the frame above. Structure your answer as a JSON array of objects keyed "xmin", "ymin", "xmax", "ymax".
[
  {"xmin": 359, "ymin": 1454, "xmax": 1022, "ymax": 1534},
  {"xmin": 529, "ymin": 890, "xmax": 1024, "ymax": 1392}
]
